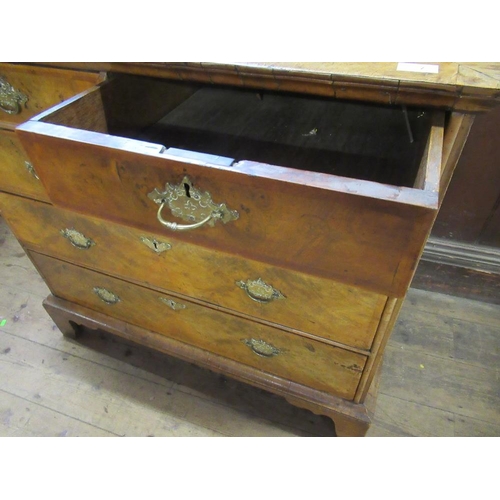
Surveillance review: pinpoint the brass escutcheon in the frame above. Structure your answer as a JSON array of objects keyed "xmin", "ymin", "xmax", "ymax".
[
  {"xmin": 159, "ymin": 297, "xmax": 186, "ymax": 311},
  {"xmin": 243, "ymin": 338, "xmax": 281, "ymax": 358},
  {"xmin": 236, "ymin": 278, "xmax": 285, "ymax": 304},
  {"xmin": 93, "ymin": 287, "xmax": 120, "ymax": 305},
  {"xmin": 24, "ymin": 161, "xmax": 39, "ymax": 180},
  {"xmin": 60, "ymin": 228, "xmax": 95, "ymax": 250},
  {"xmin": 140, "ymin": 236, "xmax": 172, "ymax": 254},
  {"xmin": 148, "ymin": 176, "xmax": 239, "ymax": 232},
  {"xmin": 0, "ymin": 76, "xmax": 28, "ymax": 115}
]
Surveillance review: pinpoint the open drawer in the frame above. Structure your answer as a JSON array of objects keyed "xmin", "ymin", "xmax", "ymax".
[{"xmin": 16, "ymin": 74, "xmax": 444, "ymax": 297}]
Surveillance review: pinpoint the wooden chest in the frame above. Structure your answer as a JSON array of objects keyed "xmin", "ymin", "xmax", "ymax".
[{"xmin": 1, "ymin": 62, "xmax": 498, "ymax": 436}]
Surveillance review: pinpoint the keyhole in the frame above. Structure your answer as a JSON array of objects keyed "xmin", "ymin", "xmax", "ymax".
[{"xmin": 184, "ymin": 183, "xmax": 191, "ymax": 198}]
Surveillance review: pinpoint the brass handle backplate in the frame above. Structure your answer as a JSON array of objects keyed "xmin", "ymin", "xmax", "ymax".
[
  {"xmin": 93, "ymin": 287, "xmax": 120, "ymax": 305},
  {"xmin": 148, "ymin": 176, "xmax": 239, "ymax": 232},
  {"xmin": 243, "ymin": 338, "xmax": 281, "ymax": 358},
  {"xmin": 0, "ymin": 76, "xmax": 28, "ymax": 115},
  {"xmin": 236, "ymin": 278, "xmax": 285, "ymax": 304},
  {"xmin": 60, "ymin": 228, "xmax": 95, "ymax": 250},
  {"xmin": 159, "ymin": 297, "xmax": 186, "ymax": 311}
]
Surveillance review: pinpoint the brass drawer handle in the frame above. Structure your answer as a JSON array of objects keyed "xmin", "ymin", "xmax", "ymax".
[
  {"xmin": 148, "ymin": 176, "xmax": 239, "ymax": 232},
  {"xmin": 159, "ymin": 297, "xmax": 186, "ymax": 311},
  {"xmin": 140, "ymin": 236, "xmax": 172, "ymax": 254},
  {"xmin": 236, "ymin": 278, "xmax": 286, "ymax": 304},
  {"xmin": 24, "ymin": 161, "xmax": 39, "ymax": 180},
  {"xmin": 0, "ymin": 76, "xmax": 28, "ymax": 115},
  {"xmin": 60, "ymin": 228, "xmax": 95, "ymax": 250},
  {"xmin": 156, "ymin": 203, "xmax": 212, "ymax": 232},
  {"xmin": 93, "ymin": 287, "xmax": 120, "ymax": 305},
  {"xmin": 243, "ymin": 338, "xmax": 281, "ymax": 358}
]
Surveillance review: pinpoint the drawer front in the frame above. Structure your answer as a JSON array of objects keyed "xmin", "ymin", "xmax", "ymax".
[
  {"xmin": 31, "ymin": 252, "xmax": 367, "ymax": 400},
  {"xmin": 0, "ymin": 193, "xmax": 386, "ymax": 350},
  {"xmin": 0, "ymin": 129, "xmax": 50, "ymax": 202},
  {"xmin": 0, "ymin": 63, "xmax": 103, "ymax": 126}
]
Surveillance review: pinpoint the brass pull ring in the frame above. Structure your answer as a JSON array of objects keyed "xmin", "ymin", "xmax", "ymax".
[
  {"xmin": 156, "ymin": 201, "xmax": 215, "ymax": 232},
  {"xmin": 148, "ymin": 176, "xmax": 239, "ymax": 233},
  {"xmin": 0, "ymin": 76, "xmax": 28, "ymax": 115}
]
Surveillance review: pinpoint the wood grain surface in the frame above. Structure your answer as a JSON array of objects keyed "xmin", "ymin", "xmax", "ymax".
[
  {"xmin": 0, "ymin": 129, "xmax": 50, "ymax": 202},
  {"xmin": 0, "ymin": 193, "xmax": 387, "ymax": 351},
  {"xmin": 30, "ymin": 62, "xmax": 500, "ymax": 111},
  {"xmin": 1, "ymin": 218, "xmax": 498, "ymax": 436},
  {"xmin": 0, "ymin": 63, "xmax": 103, "ymax": 128},
  {"xmin": 29, "ymin": 251, "xmax": 367, "ymax": 400},
  {"xmin": 2, "ymin": 61, "xmax": 497, "ymax": 437}
]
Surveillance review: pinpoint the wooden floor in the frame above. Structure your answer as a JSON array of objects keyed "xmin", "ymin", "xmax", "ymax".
[{"xmin": 1, "ymin": 216, "xmax": 499, "ymax": 437}]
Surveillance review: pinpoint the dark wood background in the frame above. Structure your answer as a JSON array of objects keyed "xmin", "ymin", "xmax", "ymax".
[{"xmin": 434, "ymin": 107, "xmax": 500, "ymax": 246}]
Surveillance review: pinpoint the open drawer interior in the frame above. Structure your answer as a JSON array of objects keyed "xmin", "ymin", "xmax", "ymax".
[
  {"xmin": 39, "ymin": 74, "xmax": 439, "ymax": 189},
  {"xmin": 17, "ymin": 72, "xmax": 446, "ymax": 297}
]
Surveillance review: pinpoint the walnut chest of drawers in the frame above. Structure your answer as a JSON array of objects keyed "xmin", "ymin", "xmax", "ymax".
[{"xmin": 1, "ymin": 62, "xmax": 499, "ymax": 436}]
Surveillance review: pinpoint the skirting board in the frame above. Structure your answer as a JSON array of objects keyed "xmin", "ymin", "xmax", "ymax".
[{"xmin": 412, "ymin": 237, "xmax": 500, "ymax": 305}]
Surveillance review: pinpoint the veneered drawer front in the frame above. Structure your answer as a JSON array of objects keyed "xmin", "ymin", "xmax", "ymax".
[
  {"xmin": 31, "ymin": 252, "xmax": 366, "ymax": 400},
  {"xmin": 0, "ymin": 129, "xmax": 50, "ymax": 202},
  {"xmin": 0, "ymin": 63, "xmax": 104, "ymax": 126},
  {"xmin": 0, "ymin": 193, "xmax": 386, "ymax": 350}
]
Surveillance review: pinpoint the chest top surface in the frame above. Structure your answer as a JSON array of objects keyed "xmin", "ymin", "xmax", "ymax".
[{"xmin": 29, "ymin": 61, "xmax": 500, "ymax": 112}]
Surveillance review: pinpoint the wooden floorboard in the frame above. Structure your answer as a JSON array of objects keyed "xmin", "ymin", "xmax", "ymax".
[{"xmin": 1, "ymin": 216, "xmax": 499, "ymax": 437}]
